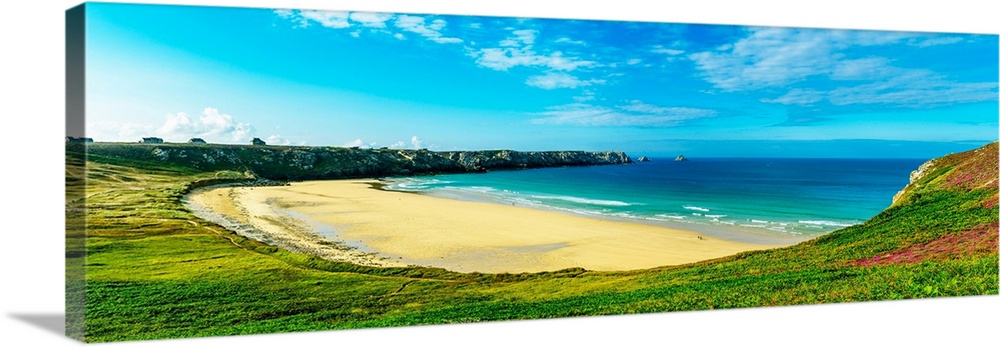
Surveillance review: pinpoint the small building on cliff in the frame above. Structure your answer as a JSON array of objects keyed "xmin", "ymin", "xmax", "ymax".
[
  {"xmin": 140, "ymin": 137, "xmax": 164, "ymax": 144},
  {"xmin": 250, "ymin": 138, "xmax": 267, "ymax": 146},
  {"xmin": 188, "ymin": 138, "xmax": 207, "ymax": 144}
]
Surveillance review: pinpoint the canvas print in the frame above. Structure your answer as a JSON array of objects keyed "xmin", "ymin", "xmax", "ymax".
[{"xmin": 65, "ymin": 2, "xmax": 999, "ymax": 342}]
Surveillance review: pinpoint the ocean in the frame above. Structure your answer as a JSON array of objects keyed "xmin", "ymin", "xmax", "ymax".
[{"xmin": 382, "ymin": 157, "xmax": 926, "ymax": 242}]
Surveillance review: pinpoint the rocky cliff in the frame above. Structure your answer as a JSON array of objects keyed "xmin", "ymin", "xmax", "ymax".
[
  {"xmin": 441, "ymin": 149, "xmax": 631, "ymax": 171},
  {"xmin": 890, "ymin": 142, "xmax": 998, "ymax": 207},
  {"xmin": 76, "ymin": 143, "xmax": 632, "ymax": 180}
]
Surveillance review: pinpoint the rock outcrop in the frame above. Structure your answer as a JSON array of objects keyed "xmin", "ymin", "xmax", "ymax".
[
  {"xmin": 636, "ymin": 156, "xmax": 651, "ymax": 162},
  {"xmin": 891, "ymin": 159, "xmax": 937, "ymax": 205},
  {"xmin": 79, "ymin": 143, "xmax": 632, "ymax": 181},
  {"xmin": 674, "ymin": 155, "xmax": 688, "ymax": 162},
  {"xmin": 890, "ymin": 142, "xmax": 998, "ymax": 207}
]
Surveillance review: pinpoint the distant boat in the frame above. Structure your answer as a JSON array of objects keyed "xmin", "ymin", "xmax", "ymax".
[{"xmin": 674, "ymin": 155, "xmax": 688, "ymax": 162}]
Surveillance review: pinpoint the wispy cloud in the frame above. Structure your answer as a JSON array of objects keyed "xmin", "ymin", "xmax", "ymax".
[
  {"xmin": 410, "ymin": 136, "xmax": 423, "ymax": 148},
  {"xmin": 829, "ymin": 57, "xmax": 894, "ymax": 80},
  {"xmin": 341, "ymin": 138, "xmax": 368, "ymax": 147},
  {"xmin": 689, "ymin": 27, "xmax": 843, "ymax": 91},
  {"xmin": 533, "ymin": 100, "xmax": 715, "ymax": 127},
  {"xmin": 469, "ymin": 29, "xmax": 596, "ymax": 72},
  {"xmin": 275, "ymin": 10, "xmax": 461, "ymax": 44},
  {"xmin": 651, "ymin": 45, "xmax": 684, "ymax": 55},
  {"xmin": 906, "ymin": 36, "xmax": 964, "ymax": 47},
  {"xmin": 394, "ymin": 15, "xmax": 463, "ymax": 44},
  {"xmin": 348, "ymin": 12, "xmax": 393, "ymax": 28},
  {"xmin": 826, "ymin": 71, "xmax": 997, "ymax": 107},
  {"xmin": 500, "ymin": 29, "xmax": 536, "ymax": 47},
  {"xmin": 555, "ymin": 37, "xmax": 587, "ymax": 45},
  {"xmin": 298, "ymin": 10, "xmax": 350, "ymax": 29},
  {"xmin": 693, "ymin": 27, "xmax": 993, "ymax": 109},
  {"xmin": 572, "ymin": 90, "xmax": 597, "ymax": 102},
  {"xmin": 468, "ymin": 29, "xmax": 602, "ymax": 90},
  {"xmin": 266, "ymin": 134, "xmax": 294, "ymax": 146},
  {"xmin": 689, "ymin": 28, "xmax": 972, "ymax": 92},
  {"xmin": 761, "ymin": 89, "xmax": 825, "ymax": 105},
  {"xmin": 278, "ymin": 10, "xmax": 618, "ymax": 91},
  {"xmin": 764, "ymin": 60, "xmax": 998, "ymax": 107},
  {"xmin": 526, "ymin": 72, "xmax": 604, "ymax": 90}
]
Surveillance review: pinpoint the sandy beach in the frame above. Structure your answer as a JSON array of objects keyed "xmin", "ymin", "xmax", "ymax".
[{"xmin": 186, "ymin": 179, "xmax": 788, "ymax": 273}]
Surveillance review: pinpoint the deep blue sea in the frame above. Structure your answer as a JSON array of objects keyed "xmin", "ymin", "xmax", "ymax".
[{"xmin": 383, "ymin": 158, "xmax": 925, "ymax": 241}]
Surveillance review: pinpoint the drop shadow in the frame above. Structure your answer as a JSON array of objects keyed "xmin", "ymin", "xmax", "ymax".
[{"xmin": 9, "ymin": 313, "xmax": 65, "ymax": 337}]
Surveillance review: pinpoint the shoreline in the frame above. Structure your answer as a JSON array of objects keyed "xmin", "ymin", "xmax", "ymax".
[
  {"xmin": 185, "ymin": 179, "xmax": 796, "ymax": 273},
  {"xmin": 382, "ymin": 179, "xmax": 817, "ymax": 246}
]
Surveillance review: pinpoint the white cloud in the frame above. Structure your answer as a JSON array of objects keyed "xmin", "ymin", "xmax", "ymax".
[
  {"xmin": 533, "ymin": 101, "xmax": 715, "ymax": 127},
  {"xmin": 266, "ymin": 134, "xmax": 292, "ymax": 146},
  {"xmin": 572, "ymin": 90, "xmax": 597, "ymax": 102},
  {"xmin": 689, "ymin": 28, "xmax": 840, "ymax": 90},
  {"xmin": 686, "ymin": 27, "xmax": 964, "ymax": 92},
  {"xmin": 826, "ymin": 70, "xmax": 997, "ymax": 107},
  {"xmin": 907, "ymin": 36, "xmax": 963, "ymax": 47},
  {"xmin": 394, "ymin": 15, "xmax": 463, "ymax": 44},
  {"xmin": 277, "ymin": 12, "xmax": 607, "ymax": 91},
  {"xmin": 761, "ymin": 89, "xmax": 826, "ymax": 105},
  {"xmin": 526, "ymin": 73, "xmax": 604, "ymax": 90},
  {"xmin": 830, "ymin": 57, "xmax": 893, "ymax": 80},
  {"xmin": 764, "ymin": 63, "xmax": 997, "ymax": 107},
  {"xmin": 428, "ymin": 19, "xmax": 447, "ymax": 31},
  {"xmin": 410, "ymin": 136, "xmax": 423, "ymax": 148},
  {"xmin": 686, "ymin": 27, "xmax": 993, "ymax": 109},
  {"xmin": 156, "ymin": 107, "xmax": 255, "ymax": 143},
  {"xmin": 277, "ymin": 10, "xmax": 463, "ymax": 44},
  {"xmin": 273, "ymin": 9, "xmax": 295, "ymax": 19},
  {"xmin": 500, "ymin": 29, "xmax": 536, "ymax": 46},
  {"xmin": 469, "ymin": 30, "xmax": 596, "ymax": 72},
  {"xmin": 86, "ymin": 121, "xmax": 155, "ymax": 143},
  {"xmin": 348, "ymin": 12, "xmax": 393, "ymax": 28},
  {"xmin": 298, "ymin": 10, "xmax": 350, "ymax": 29},
  {"xmin": 651, "ymin": 45, "xmax": 684, "ymax": 55},
  {"xmin": 555, "ymin": 37, "xmax": 586, "ymax": 45},
  {"xmin": 343, "ymin": 138, "xmax": 366, "ymax": 148},
  {"xmin": 626, "ymin": 58, "xmax": 642, "ymax": 65},
  {"xmin": 389, "ymin": 141, "xmax": 406, "ymax": 149}
]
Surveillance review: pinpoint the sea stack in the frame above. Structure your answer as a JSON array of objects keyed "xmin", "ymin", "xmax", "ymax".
[
  {"xmin": 637, "ymin": 156, "xmax": 652, "ymax": 162},
  {"xmin": 674, "ymin": 155, "xmax": 688, "ymax": 162}
]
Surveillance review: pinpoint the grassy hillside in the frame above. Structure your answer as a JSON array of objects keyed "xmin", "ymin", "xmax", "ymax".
[{"xmin": 66, "ymin": 142, "xmax": 998, "ymax": 342}]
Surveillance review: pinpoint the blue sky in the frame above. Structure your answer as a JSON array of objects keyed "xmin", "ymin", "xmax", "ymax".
[{"xmin": 83, "ymin": 3, "xmax": 998, "ymax": 158}]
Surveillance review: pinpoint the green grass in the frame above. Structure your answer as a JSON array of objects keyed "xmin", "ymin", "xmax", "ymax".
[{"xmin": 67, "ymin": 142, "xmax": 999, "ymax": 342}]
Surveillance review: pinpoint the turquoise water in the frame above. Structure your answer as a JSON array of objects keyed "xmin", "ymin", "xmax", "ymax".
[{"xmin": 383, "ymin": 158, "xmax": 925, "ymax": 240}]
